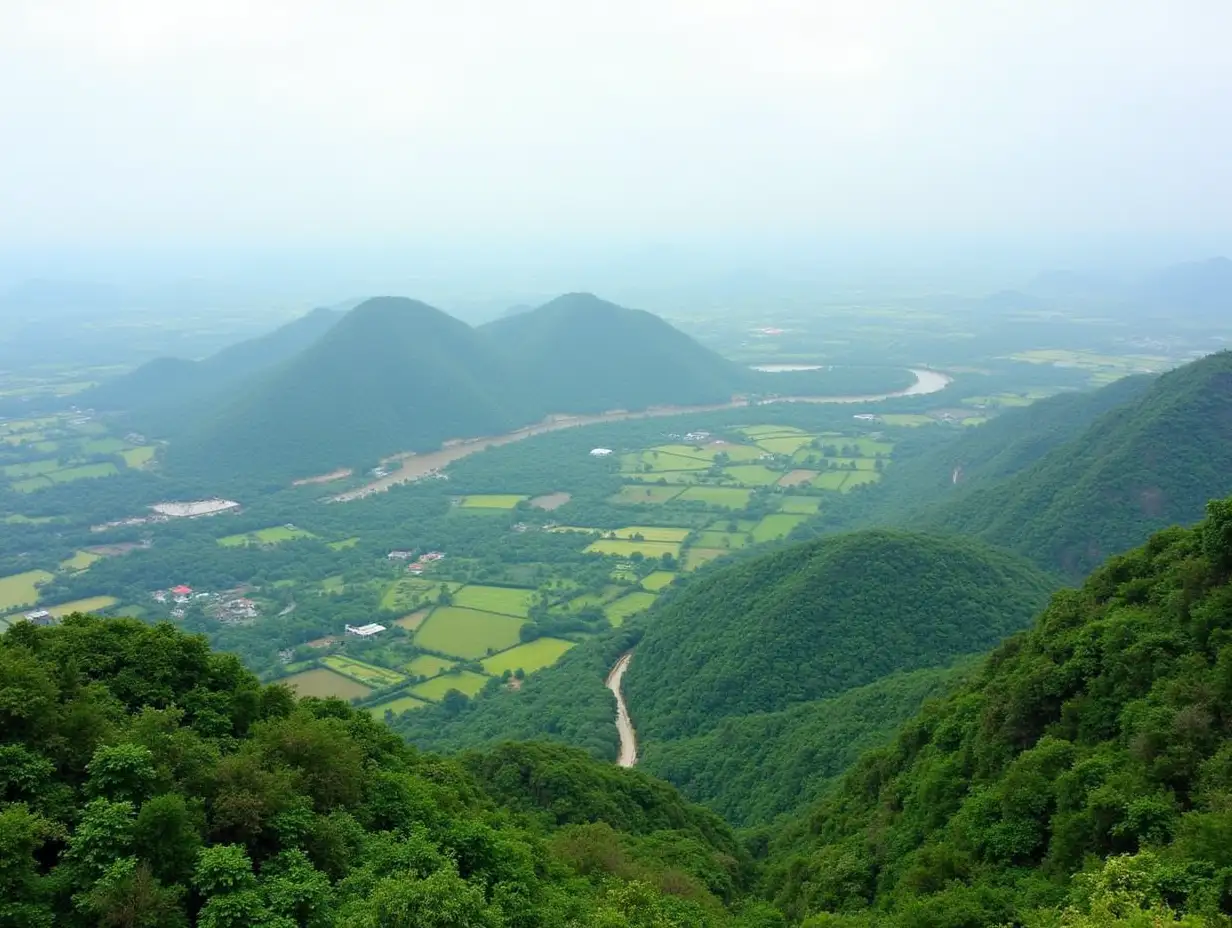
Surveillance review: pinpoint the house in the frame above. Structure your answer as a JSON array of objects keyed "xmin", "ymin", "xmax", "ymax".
[
  {"xmin": 345, "ymin": 623, "xmax": 386, "ymax": 638},
  {"xmin": 589, "ymin": 448, "xmax": 614, "ymax": 457},
  {"xmin": 387, "ymin": 550, "xmax": 415, "ymax": 560},
  {"xmin": 853, "ymin": 413, "xmax": 881, "ymax": 422},
  {"xmin": 171, "ymin": 584, "xmax": 193, "ymax": 596},
  {"xmin": 22, "ymin": 610, "xmax": 54, "ymax": 627}
]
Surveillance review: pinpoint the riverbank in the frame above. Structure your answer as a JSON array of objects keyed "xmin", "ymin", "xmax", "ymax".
[{"xmin": 606, "ymin": 652, "xmax": 638, "ymax": 768}]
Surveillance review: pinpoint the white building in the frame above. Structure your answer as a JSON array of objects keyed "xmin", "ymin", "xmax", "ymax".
[
  {"xmin": 150, "ymin": 499, "xmax": 241, "ymax": 518},
  {"xmin": 589, "ymin": 448, "xmax": 614, "ymax": 456},
  {"xmin": 345, "ymin": 623, "xmax": 387, "ymax": 638}
]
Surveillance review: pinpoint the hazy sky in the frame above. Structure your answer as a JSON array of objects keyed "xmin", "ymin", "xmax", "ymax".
[{"xmin": 2, "ymin": 1, "xmax": 1230, "ymax": 264}]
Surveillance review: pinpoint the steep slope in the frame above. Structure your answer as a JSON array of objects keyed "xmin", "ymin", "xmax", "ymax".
[
  {"xmin": 0, "ymin": 615, "xmax": 765, "ymax": 926},
  {"xmin": 765, "ymin": 497, "xmax": 1232, "ymax": 926},
  {"xmin": 165, "ymin": 297, "xmax": 523, "ymax": 481},
  {"xmin": 926, "ymin": 350, "xmax": 1232, "ymax": 577},
  {"xmin": 481, "ymin": 292, "xmax": 745, "ymax": 413},
  {"xmin": 623, "ymin": 530, "xmax": 1056, "ymax": 742},
  {"xmin": 84, "ymin": 305, "xmax": 341, "ymax": 431}
]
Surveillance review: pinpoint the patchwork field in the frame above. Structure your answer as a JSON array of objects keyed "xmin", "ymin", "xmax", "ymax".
[
  {"xmin": 368, "ymin": 694, "xmax": 430, "ymax": 717},
  {"xmin": 812, "ymin": 472, "xmax": 851, "ymax": 490},
  {"xmin": 283, "ymin": 667, "xmax": 373, "ymax": 700},
  {"xmin": 452, "ymin": 584, "xmax": 536, "ymax": 617},
  {"xmin": 458, "ymin": 494, "xmax": 528, "ymax": 509},
  {"xmin": 640, "ymin": 571, "xmax": 677, "ymax": 591},
  {"xmin": 723, "ymin": 464, "xmax": 782, "ymax": 486},
  {"xmin": 328, "ymin": 537, "xmax": 360, "ymax": 550},
  {"xmin": 60, "ymin": 550, "xmax": 101, "ymax": 571},
  {"xmin": 751, "ymin": 514, "xmax": 809, "ymax": 542},
  {"xmin": 675, "ymin": 486, "xmax": 753, "ymax": 508},
  {"xmin": 405, "ymin": 654, "xmax": 457, "ymax": 678},
  {"xmin": 44, "ymin": 596, "xmax": 119, "ymax": 618},
  {"xmin": 120, "ymin": 446, "xmax": 156, "ymax": 468},
  {"xmin": 683, "ymin": 548, "xmax": 729, "ymax": 570},
  {"xmin": 586, "ymin": 539, "xmax": 682, "ymax": 559},
  {"xmin": 621, "ymin": 450, "xmax": 712, "ymax": 473},
  {"xmin": 756, "ymin": 435, "xmax": 815, "ymax": 455},
  {"xmin": 562, "ymin": 587, "xmax": 623, "ymax": 611},
  {"xmin": 611, "ymin": 485, "xmax": 684, "ymax": 504},
  {"xmin": 528, "ymin": 491, "xmax": 571, "ymax": 510},
  {"xmin": 322, "ymin": 655, "xmax": 406, "ymax": 687},
  {"xmin": 779, "ymin": 496, "xmax": 822, "ymax": 515},
  {"xmin": 380, "ymin": 579, "xmax": 460, "ymax": 612},
  {"xmin": 414, "ymin": 607, "xmax": 526, "ymax": 659},
  {"xmin": 481, "ymin": 638, "xmax": 576, "ymax": 675},
  {"xmin": 603, "ymin": 591, "xmax": 659, "ymax": 626},
  {"xmin": 412, "ymin": 670, "xmax": 490, "ymax": 701},
  {"xmin": 841, "ymin": 471, "xmax": 882, "ymax": 491},
  {"xmin": 219, "ymin": 525, "xmax": 316, "ymax": 547},
  {"xmin": 694, "ymin": 531, "xmax": 749, "ymax": 549},
  {"xmin": 394, "ymin": 609, "xmax": 430, "ymax": 631},
  {"xmin": 777, "ymin": 469, "xmax": 818, "ymax": 487},
  {"xmin": 609, "ymin": 526, "xmax": 691, "ymax": 542},
  {"xmin": 0, "ymin": 569, "xmax": 54, "ymax": 610},
  {"xmin": 879, "ymin": 414, "xmax": 935, "ymax": 427}
]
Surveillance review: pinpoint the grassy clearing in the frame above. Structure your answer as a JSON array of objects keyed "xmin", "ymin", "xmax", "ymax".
[
  {"xmin": 394, "ymin": 609, "xmax": 430, "ymax": 631},
  {"xmin": 321, "ymin": 576, "xmax": 345, "ymax": 594},
  {"xmin": 724, "ymin": 464, "xmax": 783, "ymax": 486},
  {"xmin": 45, "ymin": 596, "xmax": 120, "ymax": 617},
  {"xmin": 529, "ymin": 492, "xmax": 571, "ymax": 510},
  {"xmin": 12, "ymin": 477, "xmax": 53, "ymax": 492},
  {"xmin": 47, "ymin": 463, "xmax": 119, "ymax": 483},
  {"xmin": 283, "ymin": 668, "xmax": 372, "ymax": 700},
  {"xmin": 779, "ymin": 496, "xmax": 822, "ymax": 515},
  {"xmin": 322, "ymin": 656, "xmax": 406, "ymax": 688},
  {"xmin": 609, "ymin": 526, "xmax": 691, "ymax": 542},
  {"xmin": 379, "ymin": 579, "xmax": 459, "ymax": 612},
  {"xmin": 694, "ymin": 531, "xmax": 749, "ymax": 549},
  {"xmin": 683, "ymin": 548, "xmax": 729, "ymax": 571},
  {"xmin": 751, "ymin": 514, "xmax": 809, "ymax": 543},
  {"xmin": 0, "ymin": 570, "xmax": 54, "ymax": 610},
  {"xmin": 328, "ymin": 537, "xmax": 360, "ymax": 550},
  {"xmin": 586, "ymin": 539, "xmax": 682, "ymax": 559},
  {"xmin": 414, "ymin": 607, "xmax": 525, "ymax": 659},
  {"xmin": 621, "ymin": 450, "xmax": 712, "ymax": 473},
  {"xmin": 812, "ymin": 472, "xmax": 851, "ymax": 491},
  {"xmin": 82, "ymin": 437, "xmax": 128, "ymax": 454},
  {"xmin": 841, "ymin": 471, "xmax": 882, "ymax": 491},
  {"xmin": 3, "ymin": 514, "xmax": 58, "ymax": 525},
  {"xmin": 218, "ymin": 525, "xmax": 317, "ymax": 547},
  {"xmin": 824, "ymin": 457, "xmax": 880, "ymax": 471},
  {"xmin": 120, "ymin": 446, "xmax": 156, "ymax": 468},
  {"xmin": 847, "ymin": 438, "xmax": 895, "ymax": 456},
  {"xmin": 641, "ymin": 571, "xmax": 676, "ymax": 592},
  {"xmin": 962, "ymin": 416, "xmax": 989, "ymax": 427},
  {"xmin": 777, "ymin": 469, "xmax": 819, "ymax": 487},
  {"xmin": 3, "ymin": 459, "xmax": 59, "ymax": 478},
  {"xmin": 650, "ymin": 443, "xmax": 713, "ymax": 460},
  {"xmin": 481, "ymin": 638, "xmax": 576, "ymax": 675},
  {"xmin": 452, "ymin": 584, "xmax": 536, "ymax": 617},
  {"xmin": 756, "ymin": 435, "xmax": 815, "ymax": 455},
  {"xmin": 675, "ymin": 486, "xmax": 753, "ymax": 508},
  {"xmin": 603, "ymin": 591, "xmax": 659, "ymax": 626},
  {"xmin": 879, "ymin": 414, "xmax": 935, "ymax": 427},
  {"xmin": 625, "ymin": 471, "xmax": 703, "ymax": 485},
  {"xmin": 60, "ymin": 550, "xmax": 101, "ymax": 571},
  {"xmin": 562, "ymin": 587, "xmax": 623, "ymax": 611},
  {"xmin": 458, "ymin": 494, "xmax": 528, "ymax": 509},
  {"xmin": 706, "ymin": 443, "xmax": 767, "ymax": 462},
  {"xmin": 611, "ymin": 485, "xmax": 684, "ymax": 504},
  {"xmin": 412, "ymin": 671, "xmax": 490, "ymax": 701},
  {"xmin": 405, "ymin": 654, "xmax": 456, "ymax": 678},
  {"xmin": 739, "ymin": 425, "xmax": 807, "ymax": 437},
  {"xmin": 368, "ymin": 694, "xmax": 430, "ymax": 717}
]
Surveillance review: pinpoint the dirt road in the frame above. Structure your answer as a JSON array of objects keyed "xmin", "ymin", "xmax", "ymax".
[{"xmin": 606, "ymin": 652, "xmax": 638, "ymax": 768}]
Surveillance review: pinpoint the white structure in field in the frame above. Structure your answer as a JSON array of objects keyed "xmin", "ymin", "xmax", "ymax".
[
  {"xmin": 589, "ymin": 448, "xmax": 613, "ymax": 456},
  {"xmin": 151, "ymin": 499, "xmax": 241, "ymax": 518},
  {"xmin": 345, "ymin": 623, "xmax": 386, "ymax": 638}
]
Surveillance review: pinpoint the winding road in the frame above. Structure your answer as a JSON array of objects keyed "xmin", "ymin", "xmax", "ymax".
[
  {"xmin": 329, "ymin": 367, "xmax": 952, "ymax": 500},
  {"xmin": 606, "ymin": 652, "xmax": 638, "ymax": 768}
]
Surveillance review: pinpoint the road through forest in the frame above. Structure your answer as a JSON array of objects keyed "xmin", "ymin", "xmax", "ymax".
[{"xmin": 606, "ymin": 652, "xmax": 638, "ymax": 767}]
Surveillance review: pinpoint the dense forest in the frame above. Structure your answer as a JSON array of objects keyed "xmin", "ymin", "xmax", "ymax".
[
  {"xmin": 764, "ymin": 497, "xmax": 1232, "ymax": 926},
  {"xmin": 0, "ymin": 616, "xmax": 781, "ymax": 927}
]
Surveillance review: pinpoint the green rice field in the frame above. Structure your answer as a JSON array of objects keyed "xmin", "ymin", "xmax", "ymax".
[
  {"xmin": 779, "ymin": 496, "xmax": 822, "ymax": 514},
  {"xmin": 283, "ymin": 668, "xmax": 372, "ymax": 700},
  {"xmin": 611, "ymin": 485, "xmax": 684, "ymax": 504},
  {"xmin": 812, "ymin": 472, "xmax": 851, "ymax": 490},
  {"xmin": 405, "ymin": 654, "xmax": 456, "ymax": 678},
  {"xmin": 603, "ymin": 591, "xmax": 658, "ymax": 626},
  {"xmin": 751, "ymin": 514, "xmax": 809, "ymax": 543},
  {"xmin": 218, "ymin": 525, "xmax": 316, "ymax": 547},
  {"xmin": 367, "ymin": 694, "xmax": 430, "ymax": 717},
  {"xmin": 458, "ymin": 494, "xmax": 528, "ymax": 509},
  {"xmin": 879, "ymin": 414, "xmax": 935, "ymax": 427},
  {"xmin": 44, "ymin": 595, "xmax": 119, "ymax": 617},
  {"xmin": 60, "ymin": 550, "xmax": 101, "ymax": 571},
  {"xmin": 586, "ymin": 539, "xmax": 682, "ymax": 559},
  {"xmin": 0, "ymin": 569, "xmax": 54, "ymax": 610},
  {"xmin": 724, "ymin": 464, "xmax": 783, "ymax": 486},
  {"xmin": 610, "ymin": 526, "xmax": 691, "ymax": 542},
  {"xmin": 756, "ymin": 435, "xmax": 816, "ymax": 455},
  {"xmin": 621, "ymin": 450, "xmax": 712, "ymax": 473},
  {"xmin": 322, "ymin": 656, "xmax": 406, "ymax": 687},
  {"xmin": 684, "ymin": 548, "xmax": 728, "ymax": 570},
  {"xmin": 394, "ymin": 609, "xmax": 430, "ymax": 631},
  {"xmin": 414, "ymin": 607, "xmax": 525, "ymax": 659},
  {"xmin": 694, "ymin": 531, "xmax": 749, "ymax": 549},
  {"xmin": 739, "ymin": 424, "xmax": 807, "ymax": 437},
  {"xmin": 674, "ymin": 486, "xmax": 753, "ymax": 508},
  {"xmin": 3, "ymin": 459, "xmax": 58, "ymax": 478},
  {"xmin": 841, "ymin": 471, "xmax": 882, "ymax": 491},
  {"xmin": 640, "ymin": 571, "xmax": 676, "ymax": 591},
  {"xmin": 452, "ymin": 584, "xmax": 536, "ymax": 617},
  {"xmin": 412, "ymin": 670, "xmax": 490, "ymax": 701},
  {"xmin": 120, "ymin": 446, "xmax": 156, "ymax": 468},
  {"xmin": 481, "ymin": 638, "xmax": 576, "ymax": 675}
]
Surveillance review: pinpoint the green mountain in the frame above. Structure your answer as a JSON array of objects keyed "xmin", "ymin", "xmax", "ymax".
[
  {"xmin": 0, "ymin": 615, "xmax": 774, "ymax": 926},
  {"xmin": 925, "ymin": 351, "xmax": 1232, "ymax": 577},
  {"xmin": 165, "ymin": 297, "xmax": 525, "ymax": 481},
  {"xmin": 84, "ymin": 306, "xmax": 341, "ymax": 429},
  {"xmin": 480, "ymin": 292, "xmax": 744, "ymax": 413},
  {"xmin": 765, "ymin": 497, "xmax": 1232, "ymax": 927},
  {"xmin": 623, "ymin": 530, "xmax": 1056, "ymax": 742}
]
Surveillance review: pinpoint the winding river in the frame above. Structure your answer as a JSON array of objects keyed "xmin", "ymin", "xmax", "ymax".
[
  {"xmin": 330, "ymin": 367, "xmax": 952, "ymax": 501},
  {"xmin": 606, "ymin": 652, "xmax": 638, "ymax": 768}
]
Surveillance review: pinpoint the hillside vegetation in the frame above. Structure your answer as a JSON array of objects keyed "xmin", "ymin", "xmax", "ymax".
[
  {"xmin": 0, "ymin": 615, "xmax": 778, "ymax": 927},
  {"xmin": 765, "ymin": 496, "xmax": 1232, "ymax": 927},
  {"xmin": 623, "ymin": 530, "xmax": 1056, "ymax": 742},
  {"xmin": 925, "ymin": 351, "xmax": 1232, "ymax": 576}
]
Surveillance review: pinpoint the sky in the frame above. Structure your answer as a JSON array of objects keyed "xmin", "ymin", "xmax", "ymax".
[{"xmin": 1, "ymin": 0, "xmax": 1230, "ymax": 289}]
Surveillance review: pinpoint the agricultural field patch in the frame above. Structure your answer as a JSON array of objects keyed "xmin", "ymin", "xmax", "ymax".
[
  {"xmin": 611, "ymin": 485, "xmax": 684, "ymax": 504},
  {"xmin": 414, "ymin": 607, "xmax": 525, "ymax": 659},
  {"xmin": 879, "ymin": 414, "xmax": 936, "ymax": 427},
  {"xmin": 756, "ymin": 435, "xmax": 816, "ymax": 455},
  {"xmin": 621, "ymin": 450, "xmax": 712, "ymax": 473},
  {"xmin": 609, "ymin": 526, "xmax": 691, "ymax": 542},
  {"xmin": 412, "ymin": 671, "xmax": 490, "ymax": 701},
  {"xmin": 481, "ymin": 638, "xmax": 576, "ymax": 676},
  {"xmin": 674, "ymin": 486, "xmax": 753, "ymax": 508},
  {"xmin": 12, "ymin": 477, "xmax": 53, "ymax": 492},
  {"xmin": 0, "ymin": 570, "xmax": 54, "ymax": 610},
  {"xmin": 649, "ymin": 443, "xmax": 714, "ymax": 461},
  {"xmin": 603, "ymin": 591, "xmax": 659, "ymax": 626},
  {"xmin": 561, "ymin": 587, "xmax": 624, "ymax": 612},
  {"xmin": 3, "ymin": 514, "xmax": 59, "ymax": 525},
  {"xmin": 368, "ymin": 694, "xmax": 429, "ymax": 717},
  {"xmin": 82, "ymin": 437, "xmax": 128, "ymax": 454},
  {"xmin": 724, "ymin": 464, "xmax": 783, "ymax": 486},
  {"xmin": 962, "ymin": 417, "xmax": 990, "ymax": 427},
  {"xmin": 218, "ymin": 525, "xmax": 317, "ymax": 547},
  {"xmin": 45, "ymin": 596, "xmax": 120, "ymax": 617},
  {"xmin": 60, "ymin": 550, "xmax": 101, "ymax": 572},
  {"xmin": 47, "ymin": 463, "xmax": 119, "ymax": 483},
  {"xmin": 586, "ymin": 539, "xmax": 682, "ymax": 559},
  {"xmin": 823, "ymin": 457, "xmax": 881, "ymax": 471},
  {"xmin": 452, "ymin": 584, "xmax": 536, "ymax": 617},
  {"xmin": 640, "ymin": 571, "xmax": 677, "ymax": 592},
  {"xmin": 738, "ymin": 425, "xmax": 808, "ymax": 438},
  {"xmin": 751, "ymin": 514, "xmax": 809, "ymax": 543},
  {"xmin": 3, "ymin": 459, "xmax": 59, "ymax": 478},
  {"xmin": 683, "ymin": 548, "xmax": 730, "ymax": 571},
  {"xmin": 840, "ymin": 471, "xmax": 883, "ymax": 491},
  {"xmin": 328, "ymin": 537, "xmax": 360, "ymax": 550},
  {"xmin": 779, "ymin": 496, "xmax": 822, "ymax": 515},
  {"xmin": 321, "ymin": 576, "xmax": 345, "ymax": 594},
  {"xmin": 322, "ymin": 656, "xmax": 406, "ymax": 688},
  {"xmin": 777, "ymin": 469, "xmax": 819, "ymax": 487},
  {"xmin": 693, "ymin": 531, "xmax": 750, "ymax": 549},
  {"xmin": 458, "ymin": 494, "xmax": 528, "ymax": 509},
  {"xmin": 120, "ymin": 446, "xmax": 156, "ymax": 468},
  {"xmin": 393, "ymin": 609, "xmax": 430, "ymax": 631},
  {"xmin": 812, "ymin": 471, "xmax": 851, "ymax": 491},
  {"xmin": 283, "ymin": 668, "xmax": 372, "ymax": 701},
  {"xmin": 405, "ymin": 654, "xmax": 456, "ymax": 678},
  {"xmin": 624, "ymin": 471, "xmax": 704, "ymax": 485},
  {"xmin": 704, "ymin": 443, "xmax": 767, "ymax": 462},
  {"xmin": 528, "ymin": 491, "xmax": 571, "ymax": 510},
  {"xmin": 379, "ymin": 579, "xmax": 459, "ymax": 612}
]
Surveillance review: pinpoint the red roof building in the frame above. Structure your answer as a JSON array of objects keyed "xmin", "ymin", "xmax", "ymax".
[{"xmin": 171, "ymin": 585, "xmax": 193, "ymax": 595}]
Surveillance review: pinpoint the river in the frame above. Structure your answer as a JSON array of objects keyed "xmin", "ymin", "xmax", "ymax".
[
  {"xmin": 606, "ymin": 652, "xmax": 638, "ymax": 768},
  {"xmin": 329, "ymin": 367, "xmax": 952, "ymax": 501}
]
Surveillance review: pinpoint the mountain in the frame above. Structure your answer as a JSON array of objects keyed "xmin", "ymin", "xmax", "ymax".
[
  {"xmin": 166, "ymin": 297, "xmax": 523, "ymax": 481},
  {"xmin": 765, "ymin": 497, "xmax": 1232, "ymax": 926},
  {"xmin": 0, "ymin": 614, "xmax": 769, "ymax": 926},
  {"xmin": 925, "ymin": 350, "xmax": 1232, "ymax": 577},
  {"xmin": 84, "ymin": 306, "xmax": 341, "ymax": 431},
  {"xmin": 480, "ymin": 292, "xmax": 743, "ymax": 413},
  {"xmin": 1139, "ymin": 256, "xmax": 1232, "ymax": 319},
  {"xmin": 623, "ymin": 530, "xmax": 1056, "ymax": 742}
]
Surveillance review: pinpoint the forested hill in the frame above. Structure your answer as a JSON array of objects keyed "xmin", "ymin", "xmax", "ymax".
[
  {"xmin": 623, "ymin": 530, "xmax": 1055, "ymax": 742},
  {"xmin": 0, "ymin": 615, "xmax": 779, "ymax": 926},
  {"xmin": 765, "ymin": 496, "xmax": 1232, "ymax": 927},
  {"xmin": 923, "ymin": 350, "xmax": 1232, "ymax": 577},
  {"xmin": 479, "ymin": 292, "xmax": 744, "ymax": 412}
]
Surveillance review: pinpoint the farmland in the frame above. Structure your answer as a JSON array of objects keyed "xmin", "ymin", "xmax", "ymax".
[
  {"xmin": 405, "ymin": 654, "xmax": 456, "ymax": 678},
  {"xmin": 640, "ymin": 571, "xmax": 677, "ymax": 591},
  {"xmin": 481, "ymin": 638, "xmax": 576, "ymax": 675},
  {"xmin": 586, "ymin": 539, "xmax": 682, "ymax": 559},
  {"xmin": 218, "ymin": 525, "xmax": 316, "ymax": 546},
  {"xmin": 676, "ymin": 486, "xmax": 753, "ymax": 508},
  {"xmin": 0, "ymin": 570, "xmax": 54, "ymax": 611},
  {"xmin": 604, "ymin": 591, "xmax": 658, "ymax": 626},
  {"xmin": 412, "ymin": 670, "xmax": 490, "ymax": 701},
  {"xmin": 44, "ymin": 596, "xmax": 120, "ymax": 618},
  {"xmin": 752, "ymin": 514, "xmax": 809, "ymax": 543},
  {"xmin": 367, "ymin": 694, "xmax": 429, "ymax": 717},
  {"xmin": 322, "ymin": 655, "xmax": 406, "ymax": 688},
  {"xmin": 458, "ymin": 494, "xmax": 528, "ymax": 509},
  {"xmin": 414, "ymin": 607, "xmax": 526, "ymax": 659},
  {"xmin": 60, "ymin": 550, "xmax": 101, "ymax": 571},
  {"xmin": 451, "ymin": 584, "xmax": 536, "ymax": 617},
  {"xmin": 283, "ymin": 668, "xmax": 373, "ymax": 700}
]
